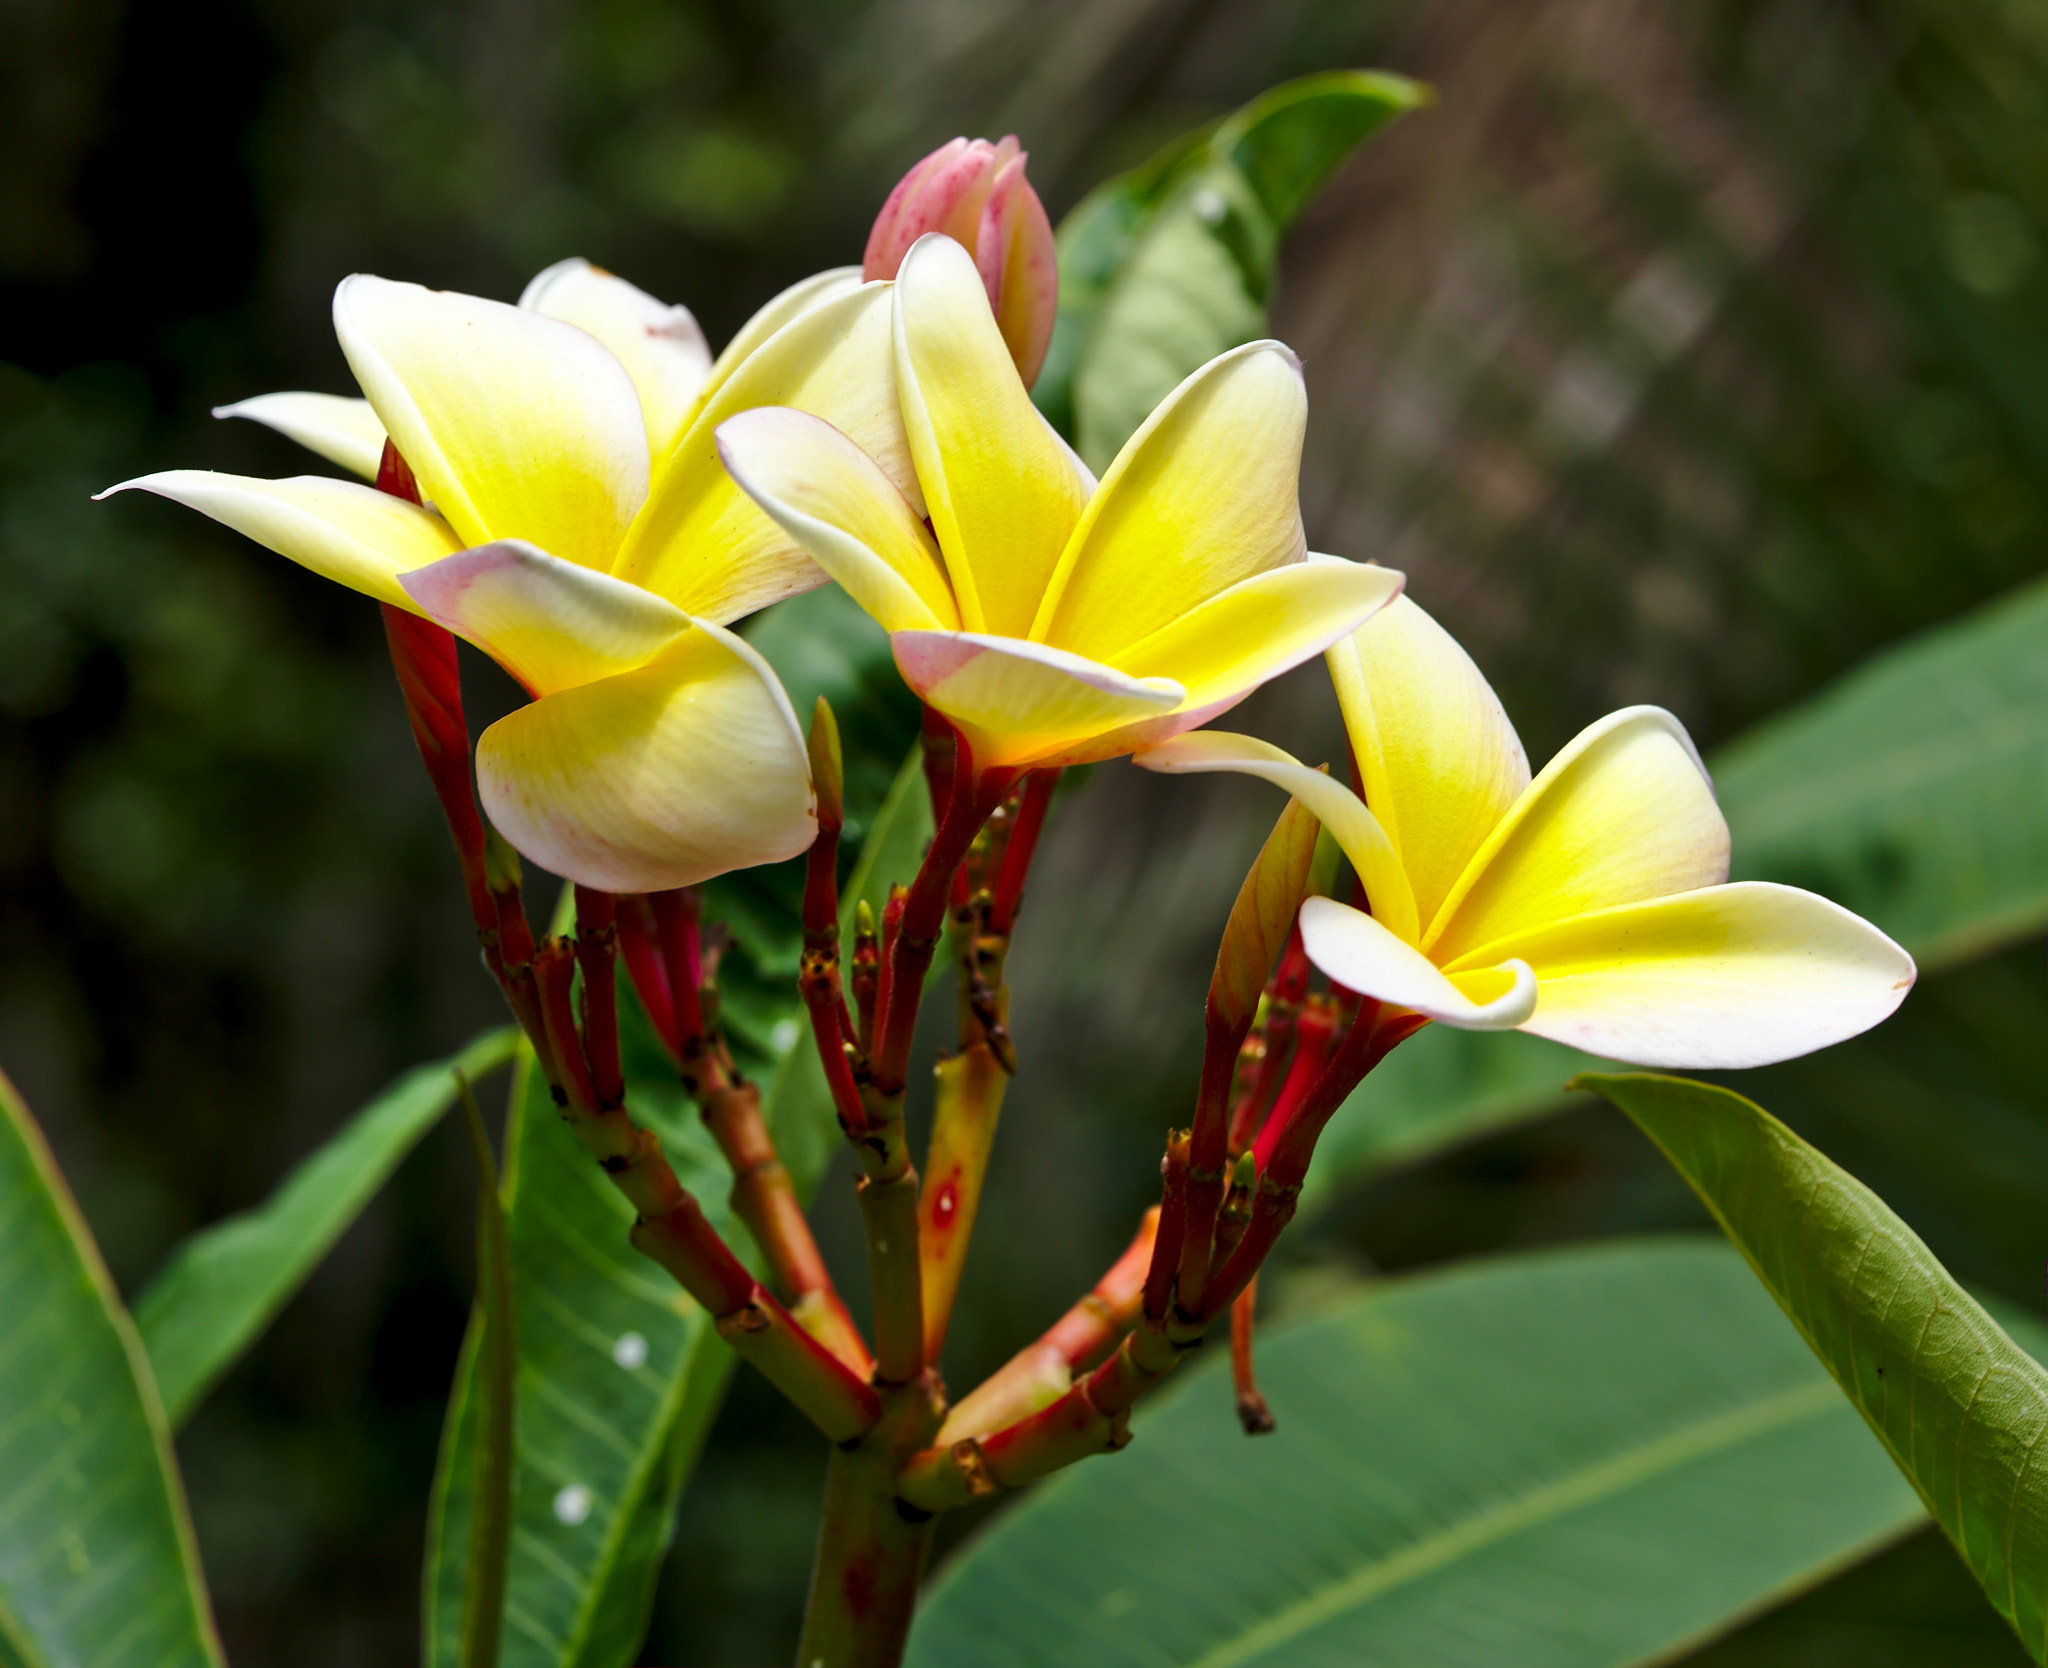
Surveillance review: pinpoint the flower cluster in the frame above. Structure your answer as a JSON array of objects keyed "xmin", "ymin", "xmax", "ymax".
[{"xmin": 99, "ymin": 133, "xmax": 1915, "ymax": 1642}]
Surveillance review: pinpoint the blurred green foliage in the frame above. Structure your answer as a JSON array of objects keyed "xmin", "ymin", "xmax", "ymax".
[{"xmin": 9, "ymin": 0, "xmax": 2048, "ymax": 1661}]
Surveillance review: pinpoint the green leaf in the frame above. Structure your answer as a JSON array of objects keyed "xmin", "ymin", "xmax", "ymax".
[
  {"xmin": 1301, "ymin": 1025, "xmax": 1597, "ymax": 1210},
  {"xmin": 1039, "ymin": 70, "xmax": 1428, "ymax": 470},
  {"xmin": 133, "ymin": 1026, "xmax": 518, "ymax": 1427},
  {"xmin": 456, "ymin": 1074, "xmax": 516, "ymax": 1668},
  {"xmin": 909, "ymin": 1239, "xmax": 1923, "ymax": 1668},
  {"xmin": 421, "ymin": 747, "xmax": 933, "ymax": 1668},
  {"xmin": 0, "ymin": 1069, "xmax": 225, "ymax": 1668},
  {"xmin": 1577, "ymin": 1071, "xmax": 2048, "ymax": 1661},
  {"xmin": 1716, "ymin": 570, "xmax": 2048, "ymax": 968}
]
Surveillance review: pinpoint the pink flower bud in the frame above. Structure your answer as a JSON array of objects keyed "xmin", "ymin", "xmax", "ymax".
[{"xmin": 864, "ymin": 135, "xmax": 1058, "ymax": 387}]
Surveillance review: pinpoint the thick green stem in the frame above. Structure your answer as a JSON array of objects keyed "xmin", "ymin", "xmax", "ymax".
[{"xmin": 797, "ymin": 1381, "xmax": 942, "ymax": 1668}]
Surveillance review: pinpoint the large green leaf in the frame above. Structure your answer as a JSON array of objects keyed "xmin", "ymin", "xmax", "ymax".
[
  {"xmin": 1038, "ymin": 70, "xmax": 1427, "ymax": 470},
  {"xmin": 0, "ymin": 1070, "xmax": 224, "ymax": 1668},
  {"xmin": 1301, "ymin": 1025, "xmax": 1597, "ymax": 1211},
  {"xmin": 910, "ymin": 1239, "xmax": 1923, "ymax": 1667},
  {"xmin": 421, "ymin": 745, "xmax": 933, "ymax": 1668},
  {"xmin": 132, "ymin": 1026, "xmax": 518, "ymax": 1427},
  {"xmin": 1578, "ymin": 1072, "xmax": 2048, "ymax": 1662},
  {"xmin": 1715, "ymin": 570, "xmax": 2048, "ymax": 967}
]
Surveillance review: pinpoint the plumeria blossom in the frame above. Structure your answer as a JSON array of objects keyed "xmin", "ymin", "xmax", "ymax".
[
  {"xmin": 716, "ymin": 232, "xmax": 1405, "ymax": 774},
  {"xmin": 100, "ymin": 259, "xmax": 920, "ymax": 891},
  {"xmin": 1138, "ymin": 595, "xmax": 1916, "ymax": 1069}
]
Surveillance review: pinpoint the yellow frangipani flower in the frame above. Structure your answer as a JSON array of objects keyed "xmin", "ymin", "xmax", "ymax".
[
  {"xmin": 714, "ymin": 233, "xmax": 1405, "ymax": 772},
  {"xmin": 1138, "ymin": 595, "xmax": 1917, "ymax": 1069},
  {"xmin": 100, "ymin": 260, "xmax": 918, "ymax": 891}
]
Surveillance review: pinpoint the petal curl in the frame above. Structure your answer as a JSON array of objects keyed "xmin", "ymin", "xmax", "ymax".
[
  {"xmin": 476, "ymin": 620, "xmax": 815, "ymax": 892},
  {"xmin": 1461, "ymin": 882, "xmax": 1917, "ymax": 1069},
  {"xmin": 1331, "ymin": 596, "xmax": 1531, "ymax": 937},
  {"xmin": 1032, "ymin": 341, "xmax": 1307, "ymax": 661},
  {"xmin": 1298, "ymin": 896, "xmax": 1536, "ymax": 1029},
  {"xmin": 97, "ymin": 470, "xmax": 461, "ymax": 611},
  {"xmin": 894, "ymin": 233, "xmax": 1086, "ymax": 635},
  {"xmin": 698, "ymin": 266, "xmax": 864, "ymax": 409},
  {"xmin": 399, "ymin": 540, "xmax": 690, "ymax": 697},
  {"xmin": 519, "ymin": 257, "xmax": 712, "ymax": 458},
  {"xmin": 213, "ymin": 392, "xmax": 387, "ymax": 478},
  {"xmin": 333, "ymin": 274, "xmax": 649, "ymax": 570},
  {"xmin": 715, "ymin": 407, "xmax": 956, "ymax": 632},
  {"xmin": 614, "ymin": 282, "xmax": 917, "ymax": 622},
  {"xmin": 892, "ymin": 630, "xmax": 1181, "ymax": 770},
  {"xmin": 1427, "ymin": 707, "xmax": 1728, "ymax": 965},
  {"xmin": 1113, "ymin": 555, "xmax": 1403, "ymax": 710},
  {"xmin": 1134, "ymin": 731, "xmax": 1419, "ymax": 945}
]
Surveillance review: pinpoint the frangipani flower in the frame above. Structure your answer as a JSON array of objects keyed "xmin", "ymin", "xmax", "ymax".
[
  {"xmin": 1138, "ymin": 596, "xmax": 1916, "ymax": 1069},
  {"xmin": 101, "ymin": 260, "xmax": 919, "ymax": 891},
  {"xmin": 864, "ymin": 136, "xmax": 1058, "ymax": 386},
  {"xmin": 716, "ymin": 232, "xmax": 1404, "ymax": 774}
]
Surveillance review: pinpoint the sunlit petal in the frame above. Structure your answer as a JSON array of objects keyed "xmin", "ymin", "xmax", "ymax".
[
  {"xmin": 477, "ymin": 620, "xmax": 815, "ymax": 893},
  {"xmin": 697, "ymin": 266, "xmax": 864, "ymax": 410},
  {"xmin": 519, "ymin": 257, "xmax": 712, "ymax": 459},
  {"xmin": 333, "ymin": 274, "xmax": 649, "ymax": 569},
  {"xmin": 1134, "ymin": 731, "xmax": 1419, "ymax": 945},
  {"xmin": 97, "ymin": 470, "xmax": 461, "ymax": 611},
  {"xmin": 1427, "ymin": 707, "xmax": 1728, "ymax": 965},
  {"xmin": 1298, "ymin": 896, "xmax": 1535, "ymax": 1029},
  {"xmin": 1332, "ymin": 595, "xmax": 1531, "ymax": 937},
  {"xmin": 212, "ymin": 392, "xmax": 387, "ymax": 479},
  {"xmin": 1113, "ymin": 555, "xmax": 1402, "ymax": 709},
  {"xmin": 715, "ymin": 407, "xmax": 956, "ymax": 632},
  {"xmin": 615, "ymin": 282, "xmax": 918, "ymax": 622},
  {"xmin": 894, "ymin": 233, "xmax": 1086, "ymax": 635},
  {"xmin": 1031, "ymin": 341, "xmax": 1306, "ymax": 660},
  {"xmin": 399, "ymin": 540, "xmax": 690, "ymax": 697},
  {"xmin": 892, "ymin": 629, "xmax": 1181, "ymax": 769},
  {"xmin": 1453, "ymin": 881, "xmax": 1917, "ymax": 1069}
]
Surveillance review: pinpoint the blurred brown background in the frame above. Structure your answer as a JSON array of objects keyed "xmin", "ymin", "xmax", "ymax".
[{"xmin": 4, "ymin": 0, "xmax": 2045, "ymax": 1660}]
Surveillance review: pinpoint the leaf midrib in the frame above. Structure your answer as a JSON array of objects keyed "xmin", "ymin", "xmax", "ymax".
[{"xmin": 1181, "ymin": 1375, "xmax": 1847, "ymax": 1668}]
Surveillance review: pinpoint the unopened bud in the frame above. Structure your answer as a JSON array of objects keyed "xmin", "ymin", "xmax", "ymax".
[
  {"xmin": 864, "ymin": 135, "xmax": 1057, "ymax": 387},
  {"xmin": 807, "ymin": 695, "xmax": 844, "ymax": 832},
  {"xmin": 855, "ymin": 898, "xmax": 876, "ymax": 939}
]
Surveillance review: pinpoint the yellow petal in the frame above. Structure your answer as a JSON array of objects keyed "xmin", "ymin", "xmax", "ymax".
[
  {"xmin": 1453, "ymin": 882, "xmax": 1917, "ymax": 1069},
  {"xmin": 715, "ymin": 407, "xmax": 956, "ymax": 632},
  {"xmin": 1332, "ymin": 595, "xmax": 1531, "ymax": 938},
  {"xmin": 1031, "ymin": 341, "xmax": 1307, "ymax": 661},
  {"xmin": 614, "ymin": 281, "xmax": 918, "ymax": 623},
  {"xmin": 96, "ymin": 470, "xmax": 461, "ymax": 611},
  {"xmin": 1426, "ymin": 707, "xmax": 1728, "ymax": 966},
  {"xmin": 893, "ymin": 233, "xmax": 1086, "ymax": 636},
  {"xmin": 333, "ymin": 274, "xmax": 649, "ymax": 570},
  {"xmin": 1133, "ymin": 731, "xmax": 1419, "ymax": 945},
  {"xmin": 892, "ymin": 630, "xmax": 1181, "ymax": 770},
  {"xmin": 1298, "ymin": 896, "xmax": 1535, "ymax": 1028},
  {"xmin": 1112, "ymin": 555, "xmax": 1403, "ymax": 710},
  {"xmin": 399, "ymin": 540, "xmax": 691, "ymax": 697},
  {"xmin": 519, "ymin": 257, "xmax": 712, "ymax": 459},
  {"xmin": 697, "ymin": 266, "xmax": 864, "ymax": 411},
  {"xmin": 213, "ymin": 392, "xmax": 387, "ymax": 478},
  {"xmin": 477, "ymin": 619, "xmax": 815, "ymax": 892}
]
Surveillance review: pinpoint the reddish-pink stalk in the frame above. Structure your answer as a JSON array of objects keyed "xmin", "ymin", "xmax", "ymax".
[{"xmin": 987, "ymin": 769, "xmax": 1059, "ymax": 938}]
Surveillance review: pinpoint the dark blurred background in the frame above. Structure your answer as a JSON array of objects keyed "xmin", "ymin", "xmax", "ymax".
[{"xmin": 5, "ymin": 0, "xmax": 2047, "ymax": 1661}]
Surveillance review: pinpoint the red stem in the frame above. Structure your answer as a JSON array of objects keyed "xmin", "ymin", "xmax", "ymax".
[
  {"xmin": 869, "ymin": 726, "xmax": 1016, "ymax": 1096},
  {"xmin": 987, "ymin": 768, "xmax": 1059, "ymax": 937},
  {"xmin": 614, "ymin": 896, "xmax": 681, "ymax": 1064}
]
